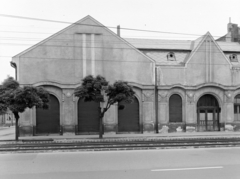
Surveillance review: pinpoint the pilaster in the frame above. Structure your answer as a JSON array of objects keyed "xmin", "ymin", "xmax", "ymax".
[{"xmin": 142, "ymin": 90, "xmax": 155, "ymax": 133}]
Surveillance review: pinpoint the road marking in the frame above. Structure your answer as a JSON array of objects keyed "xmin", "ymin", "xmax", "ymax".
[{"xmin": 151, "ymin": 166, "xmax": 223, "ymax": 172}]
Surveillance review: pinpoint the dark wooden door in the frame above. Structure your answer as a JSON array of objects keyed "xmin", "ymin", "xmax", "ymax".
[
  {"xmin": 118, "ymin": 97, "xmax": 140, "ymax": 133},
  {"xmin": 169, "ymin": 94, "xmax": 182, "ymax": 123},
  {"xmin": 78, "ymin": 99, "xmax": 100, "ymax": 134},
  {"xmin": 36, "ymin": 94, "xmax": 60, "ymax": 134}
]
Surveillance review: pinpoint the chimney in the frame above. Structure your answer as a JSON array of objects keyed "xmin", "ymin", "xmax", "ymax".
[{"xmin": 117, "ymin": 25, "xmax": 120, "ymax": 37}]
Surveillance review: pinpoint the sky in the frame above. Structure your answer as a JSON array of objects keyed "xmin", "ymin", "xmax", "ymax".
[{"xmin": 0, "ymin": 0, "xmax": 240, "ymax": 83}]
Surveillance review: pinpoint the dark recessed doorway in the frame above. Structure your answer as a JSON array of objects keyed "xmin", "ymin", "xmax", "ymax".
[{"xmin": 197, "ymin": 94, "xmax": 220, "ymax": 132}]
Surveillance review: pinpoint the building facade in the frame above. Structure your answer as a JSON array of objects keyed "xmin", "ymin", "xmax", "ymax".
[{"xmin": 12, "ymin": 16, "xmax": 240, "ymax": 136}]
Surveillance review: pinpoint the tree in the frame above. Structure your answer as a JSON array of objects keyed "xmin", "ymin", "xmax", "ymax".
[
  {"xmin": 0, "ymin": 77, "xmax": 50, "ymax": 141},
  {"xmin": 74, "ymin": 75, "xmax": 135, "ymax": 139}
]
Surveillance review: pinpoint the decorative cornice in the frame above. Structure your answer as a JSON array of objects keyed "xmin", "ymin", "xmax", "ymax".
[
  {"xmin": 21, "ymin": 81, "xmax": 155, "ymax": 90},
  {"xmin": 21, "ymin": 81, "xmax": 81, "ymax": 89},
  {"xmin": 128, "ymin": 82, "xmax": 155, "ymax": 89},
  {"xmin": 158, "ymin": 82, "xmax": 240, "ymax": 91}
]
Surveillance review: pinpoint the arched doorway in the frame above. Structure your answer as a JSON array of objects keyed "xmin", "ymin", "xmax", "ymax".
[
  {"xmin": 118, "ymin": 97, "xmax": 140, "ymax": 133},
  {"xmin": 197, "ymin": 94, "xmax": 220, "ymax": 131},
  {"xmin": 36, "ymin": 94, "xmax": 60, "ymax": 134},
  {"xmin": 169, "ymin": 94, "xmax": 182, "ymax": 123},
  {"xmin": 78, "ymin": 99, "xmax": 100, "ymax": 134}
]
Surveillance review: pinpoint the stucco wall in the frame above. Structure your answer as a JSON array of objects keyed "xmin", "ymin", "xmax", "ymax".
[
  {"xmin": 159, "ymin": 36, "xmax": 233, "ymax": 87},
  {"xmin": 159, "ymin": 67, "xmax": 185, "ymax": 85},
  {"xmin": 14, "ymin": 17, "xmax": 154, "ymax": 86},
  {"xmin": 186, "ymin": 43, "xmax": 207, "ymax": 85},
  {"xmin": 232, "ymin": 68, "xmax": 240, "ymax": 85}
]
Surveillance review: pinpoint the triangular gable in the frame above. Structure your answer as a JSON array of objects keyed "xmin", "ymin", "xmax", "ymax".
[
  {"xmin": 191, "ymin": 36, "xmax": 204, "ymax": 50},
  {"xmin": 13, "ymin": 15, "xmax": 155, "ymax": 63},
  {"xmin": 185, "ymin": 32, "xmax": 232, "ymax": 68},
  {"xmin": 13, "ymin": 15, "xmax": 91, "ymax": 58}
]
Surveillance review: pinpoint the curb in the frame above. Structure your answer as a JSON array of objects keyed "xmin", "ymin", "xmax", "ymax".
[
  {"xmin": 1, "ymin": 144, "xmax": 240, "ymax": 154},
  {"xmin": 1, "ymin": 135, "xmax": 240, "ymax": 145}
]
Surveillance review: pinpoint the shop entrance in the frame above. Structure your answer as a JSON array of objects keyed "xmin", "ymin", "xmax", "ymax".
[{"xmin": 197, "ymin": 94, "xmax": 220, "ymax": 131}]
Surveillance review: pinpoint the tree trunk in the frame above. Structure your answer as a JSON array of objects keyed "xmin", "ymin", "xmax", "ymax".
[
  {"xmin": 13, "ymin": 112, "xmax": 19, "ymax": 141},
  {"xmin": 99, "ymin": 108, "xmax": 107, "ymax": 139},
  {"xmin": 99, "ymin": 116, "xmax": 103, "ymax": 139}
]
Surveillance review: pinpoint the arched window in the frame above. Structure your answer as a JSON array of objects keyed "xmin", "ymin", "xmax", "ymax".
[
  {"xmin": 167, "ymin": 52, "xmax": 176, "ymax": 61},
  {"xmin": 229, "ymin": 54, "xmax": 238, "ymax": 62},
  {"xmin": 234, "ymin": 95, "xmax": 240, "ymax": 121},
  {"xmin": 169, "ymin": 94, "xmax": 182, "ymax": 122}
]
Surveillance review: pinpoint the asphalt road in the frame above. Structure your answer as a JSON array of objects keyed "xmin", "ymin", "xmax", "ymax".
[{"xmin": 0, "ymin": 147, "xmax": 240, "ymax": 179}]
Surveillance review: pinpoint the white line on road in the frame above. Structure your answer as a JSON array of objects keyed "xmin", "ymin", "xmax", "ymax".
[{"xmin": 151, "ymin": 166, "xmax": 223, "ymax": 172}]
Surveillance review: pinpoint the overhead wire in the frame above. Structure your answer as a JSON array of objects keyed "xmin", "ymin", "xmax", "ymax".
[
  {"xmin": 0, "ymin": 14, "xmax": 239, "ymax": 66},
  {"xmin": 0, "ymin": 42, "xmax": 239, "ymax": 54},
  {"xmin": 0, "ymin": 35, "xmax": 201, "ymax": 41},
  {"xmin": 1, "ymin": 14, "xmax": 239, "ymax": 85},
  {"xmin": 0, "ymin": 33, "xmax": 238, "ymax": 48},
  {"xmin": 0, "ymin": 54, "xmax": 237, "ymax": 67},
  {"xmin": 0, "ymin": 14, "xmax": 226, "ymax": 38},
  {"xmin": 0, "ymin": 29, "xmax": 202, "ymax": 40},
  {"xmin": 0, "ymin": 14, "xmax": 238, "ymax": 49},
  {"xmin": 0, "ymin": 32, "xmax": 239, "ymax": 48}
]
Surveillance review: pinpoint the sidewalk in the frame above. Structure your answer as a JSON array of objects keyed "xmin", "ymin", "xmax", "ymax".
[
  {"xmin": 0, "ymin": 126, "xmax": 15, "ymax": 141},
  {"xmin": 19, "ymin": 131, "xmax": 240, "ymax": 143},
  {"xmin": 1, "ymin": 126, "xmax": 240, "ymax": 143}
]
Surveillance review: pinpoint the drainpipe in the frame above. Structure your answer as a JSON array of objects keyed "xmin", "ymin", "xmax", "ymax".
[
  {"xmin": 10, "ymin": 62, "xmax": 17, "ymax": 80},
  {"xmin": 155, "ymin": 67, "xmax": 159, "ymax": 133}
]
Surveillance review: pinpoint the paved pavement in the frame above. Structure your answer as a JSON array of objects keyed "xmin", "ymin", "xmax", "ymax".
[
  {"xmin": 0, "ymin": 126, "xmax": 15, "ymax": 140},
  {"xmin": 1, "ymin": 126, "xmax": 240, "ymax": 142}
]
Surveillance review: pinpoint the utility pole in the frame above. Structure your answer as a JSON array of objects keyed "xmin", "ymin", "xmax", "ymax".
[{"xmin": 155, "ymin": 67, "xmax": 159, "ymax": 133}]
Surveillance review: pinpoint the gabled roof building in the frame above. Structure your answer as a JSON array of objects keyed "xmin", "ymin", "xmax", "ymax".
[{"xmin": 12, "ymin": 16, "xmax": 240, "ymax": 136}]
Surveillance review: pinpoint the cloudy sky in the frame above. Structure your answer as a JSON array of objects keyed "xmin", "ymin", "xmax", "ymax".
[{"xmin": 0, "ymin": 0, "xmax": 240, "ymax": 83}]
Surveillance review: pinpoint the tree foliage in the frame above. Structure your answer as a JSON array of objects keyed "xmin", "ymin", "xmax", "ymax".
[
  {"xmin": 74, "ymin": 75, "xmax": 108, "ymax": 102},
  {"xmin": 0, "ymin": 88, "xmax": 7, "ymax": 115},
  {"xmin": 0, "ymin": 77, "xmax": 49, "ymax": 113},
  {"xmin": 0, "ymin": 77, "xmax": 50, "ymax": 140},
  {"xmin": 107, "ymin": 81, "xmax": 135, "ymax": 104},
  {"xmin": 74, "ymin": 75, "xmax": 135, "ymax": 138},
  {"xmin": 74, "ymin": 75, "xmax": 135, "ymax": 110}
]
